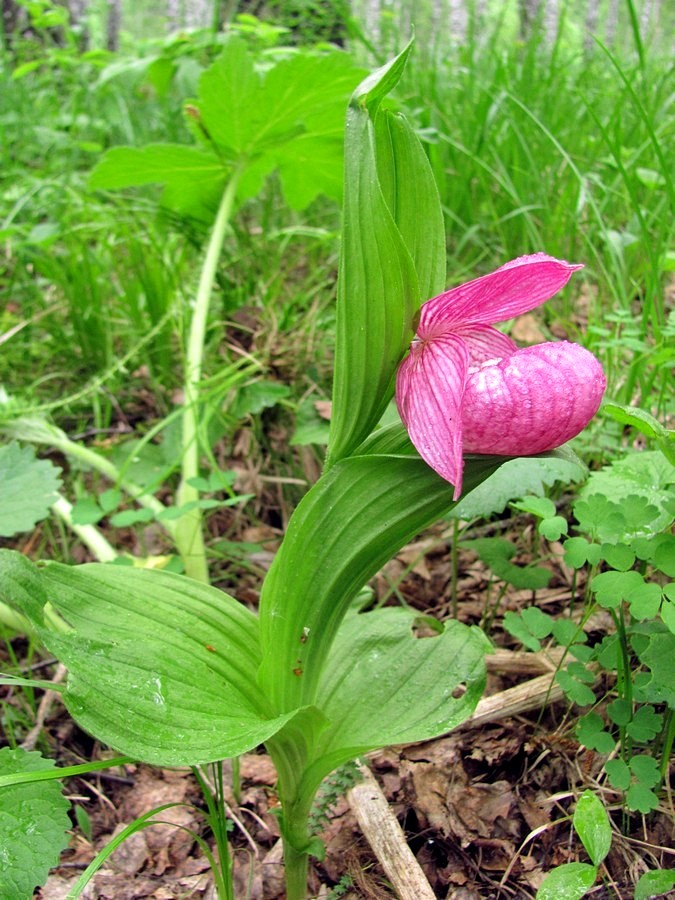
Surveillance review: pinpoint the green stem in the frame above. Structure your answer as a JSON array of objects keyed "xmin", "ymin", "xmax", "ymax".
[
  {"xmin": 265, "ymin": 714, "xmax": 323, "ymax": 900},
  {"xmin": 47, "ymin": 433, "xmax": 176, "ymax": 539},
  {"xmin": 51, "ymin": 494, "xmax": 119, "ymax": 562},
  {"xmin": 283, "ymin": 844, "xmax": 310, "ymax": 900},
  {"xmin": 450, "ymin": 517, "xmax": 459, "ymax": 618},
  {"xmin": 659, "ymin": 708, "xmax": 674, "ymax": 784},
  {"xmin": 175, "ymin": 168, "xmax": 243, "ymax": 583}
]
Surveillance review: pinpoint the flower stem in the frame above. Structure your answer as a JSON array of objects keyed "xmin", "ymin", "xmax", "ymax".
[
  {"xmin": 51, "ymin": 494, "xmax": 118, "ymax": 562},
  {"xmin": 175, "ymin": 168, "xmax": 242, "ymax": 583},
  {"xmin": 283, "ymin": 844, "xmax": 310, "ymax": 900}
]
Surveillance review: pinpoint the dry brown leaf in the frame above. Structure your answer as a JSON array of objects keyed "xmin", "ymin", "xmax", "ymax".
[
  {"xmin": 510, "ymin": 313, "xmax": 546, "ymax": 343},
  {"xmin": 239, "ymin": 753, "xmax": 278, "ymax": 785}
]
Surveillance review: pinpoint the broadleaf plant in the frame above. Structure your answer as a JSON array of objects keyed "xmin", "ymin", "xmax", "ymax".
[
  {"xmin": 0, "ymin": 42, "xmax": 601, "ymax": 899},
  {"xmin": 0, "ymin": 748, "xmax": 71, "ymax": 899}
]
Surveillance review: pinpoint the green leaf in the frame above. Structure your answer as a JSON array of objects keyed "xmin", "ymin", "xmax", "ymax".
[
  {"xmin": 263, "ymin": 52, "xmax": 369, "ymax": 209},
  {"xmin": 195, "ymin": 35, "xmax": 260, "ymax": 156},
  {"xmin": 556, "ymin": 670, "xmax": 596, "ymax": 706},
  {"xmin": 311, "ymin": 607, "xmax": 487, "ymax": 774},
  {"xmin": 0, "ymin": 553, "xmax": 299, "ymax": 766},
  {"xmin": 636, "ymin": 631, "xmax": 675, "ymax": 706},
  {"xmin": 627, "ymin": 582, "xmax": 663, "ymax": 620},
  {"xmin": 503, "ymin": 608, "xmax": 553, "ymax": 651},
  {"xmin": 70, "ymin": 497, "xmax": 104, "ymax": 526},
  {"xmin": 564, "ymin": 536, "xmax": 603, "ymax": 569},
  {"xmin": 197, "ymin": 39, "xmax": 365, "ymax": 208},
  {"xmin": 590, "ymin": 570, "xmax": 644, "ymax": 609},
  {"xmin": 626, "ymin": 782, "xmax": 659, "ymax": 814},
  {"xmin": 634, "ymin": 869, "xmax": 675, "ymax": 900},
  {"xmin": 100, "ymin": 488, "xmax": 122, "ymax": 513},
  {"xmin": 0, "ymin": 442, "xmax": 62, "ymax": 537},
  {"xmin": 602, "ymin": 401, "xmax": 670, "ymax": 442},
  {"xmin": 373, "ymin": 108, "xmax": 446, "ymax": 301},
  {"xmin": 552, "ymin": 618, "xmax": 586, "ymax": 648},
  {"xmin": 450, "ymin": 449, "xmax": 587, "ymax": 520},
  {"xmin": 573, "ymin": 495, "xmax": 627, "ymax": 543},
  {"xmin": 511, "ymin": 496, "xmax": 557, "ymax": 518},
  {"xmin": 258, "ymin": 427, "xmax": 503, "ymax": 712},
  {"xmin": 567, "ymin": 661, "xmax": 596, "ymax": 684},
  {"xmin": 578, "ymin": 453, "xmax": 675, "ymax": 536},
  {"xmin": 327, "ymin": 42, "xmax": 445, "ymax": 465},
  {"xmin": 652, "ymin": 534, "xmax": 675, "ymax": 576},
  {"xmin": 89, "ymin": 144, "xmax": 225, "ymax": 220},
  {"xmin": 290, "ymin": 399, "xmax": 330, "ymax": 447},
  {"xmin": 539, "ymin": 515, "xmax": 569, "ymax": 541},
  {"xmin": 90, "ymin": 39, "xmax": 364, "ymax": 218},
  {"xmin": 607, "ymin": 698, "xmax": 632, "ymax": 727},
  {"xmin": 0, "ymin": 747, "xmax": 71, "ymax": 899},
  {"xmin": 605, "ymin": 758, "xmax": 631, "ymax": 790},
  {"xmin": 662, "ymin": 599, "xmax": 675, "ymax": 635},
  {"xmin": 601, "ymin": 542, "xmax": 635, "ymax": 571},
  {"xmin": 626, "ymin": 705, "xmax": 663, "ymax": 742},
  {"xmin": 230, "ymin": 381, "xmax": 291, "ymax": 419},
  {"xmin": 109, "ymin": 507, "xmax": 155, "ymax": 527},
  {"xmin": 576, "ymin": 713, "xmax": 615, "ymax": 754},
  {"xmin": 630, "ymin": 754, "xmax": 660, "ymax": 788},
  {"xmin": 573, "ymin": 790, "xmax": 612, "ymax": 867},
  {"xmin": 460, "ymin": 538, "xmax": 551, "ymax": 590},
  {"xmin": 535, "ymin": 862, "xmax": 597, "ymax": 900}
]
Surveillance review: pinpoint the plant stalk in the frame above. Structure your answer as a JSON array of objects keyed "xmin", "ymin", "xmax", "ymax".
[
  {"xmin": 266, "ymin": 720, "xmax": 322, "ymax": 900},
  {"xmin": 175, "ymin": 168, "xmax": 243, "ymax": 583},
  {"xmin": 283, "ymin": 844, "xmax": 310, "ymax": 900},
  {"xmin": 51, "ymin": 495, "xmax": 118, "ymax": 562},
  {"xmin": 39, "ymin": 431, "xmax": 176, "ymax": 539}
]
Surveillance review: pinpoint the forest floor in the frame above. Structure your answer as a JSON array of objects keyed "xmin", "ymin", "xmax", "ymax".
[{"xmin": 10, "ymin": 503, "xmax": 672, "ymax": 900}]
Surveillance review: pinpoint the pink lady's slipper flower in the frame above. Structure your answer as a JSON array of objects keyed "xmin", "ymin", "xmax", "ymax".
[{"xmin": 396, "ymin": 253, "xmax": 606, "ymax": 500}]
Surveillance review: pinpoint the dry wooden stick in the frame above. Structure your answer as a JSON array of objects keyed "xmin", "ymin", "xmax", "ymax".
[
  {"xmin": 348, "ymin": 763, "xmax": 436, "ymax": 900},
  {"xmin": 20, "ymin": 662, "xmax": 67, "ymax": 751}
]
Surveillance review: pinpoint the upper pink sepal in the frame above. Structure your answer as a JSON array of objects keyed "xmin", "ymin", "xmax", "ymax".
[
  {"xmin": 419, "ymin": 253, "xmax": 583, "ymax": 337},
  {"xmin": 461, "ymin": 342, "xmax": 606, "ymax": 455}
]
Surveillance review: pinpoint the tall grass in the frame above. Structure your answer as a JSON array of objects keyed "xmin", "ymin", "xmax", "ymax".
[
  {"xmin": 1, "ymin": 2, "xmax": 672, "ymax": 435},
  {"xmin": 382, "ymin": 3, "xmax": 674, "ymax": 413}
]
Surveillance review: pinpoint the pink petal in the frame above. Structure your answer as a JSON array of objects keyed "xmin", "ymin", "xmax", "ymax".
[
  {"xmin": 461, "ymin": 342, "xmax": 606, "ymax": 455},
  {"xmin": 419, "ymin": 253, "xmax": 583, "ymax": 337},
  {"xmin": 453, "ymin": 324, "xmax": 518, "ymax": 368},
  {"xmin": 396, "ymin": 333, "xmax": 469, "ymax": 500}
]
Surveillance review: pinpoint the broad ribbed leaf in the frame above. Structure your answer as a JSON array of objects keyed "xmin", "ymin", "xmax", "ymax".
[
  {"xmin": 314, "ymin": 607, "xmax": 488, "ymax": 765},
  {"xmin": 268, "ymin": 606, "xmax": 489, "ymax": 837},
  {"xmin": 257, "ymin": 442, "xmax": 502, "ymax": 712},
  {"xmin": 0, "ymin": 553, "xmax": 298, "ymax": 766},
  {"xmin": 327, "ymin": 43, "xmax": 445, "ymax": 465},
  {"xmin": 374, "ymin": 110, "xmax": 446, "ymax": 300}
]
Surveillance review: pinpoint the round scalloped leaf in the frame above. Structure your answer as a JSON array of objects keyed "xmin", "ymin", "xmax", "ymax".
[
  {"xmin": 577, "ymin": 452, "xmax": 674, "ymax": 537},
  {"xmin": 0, "ymin": 747, "xmax": 71, "ymax": 899},
  {"xmin": 0, "ymin": 442, "xmax": 62, "ymax": 538},
  {"xmin": 449, "ymin": 448, "xmax": 586, "ymax": 520}
]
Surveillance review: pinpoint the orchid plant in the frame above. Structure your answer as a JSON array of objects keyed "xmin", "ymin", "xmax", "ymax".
[{"xmin": 0, "ymin": 43, "xmax": 604, "ymax": 899}]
